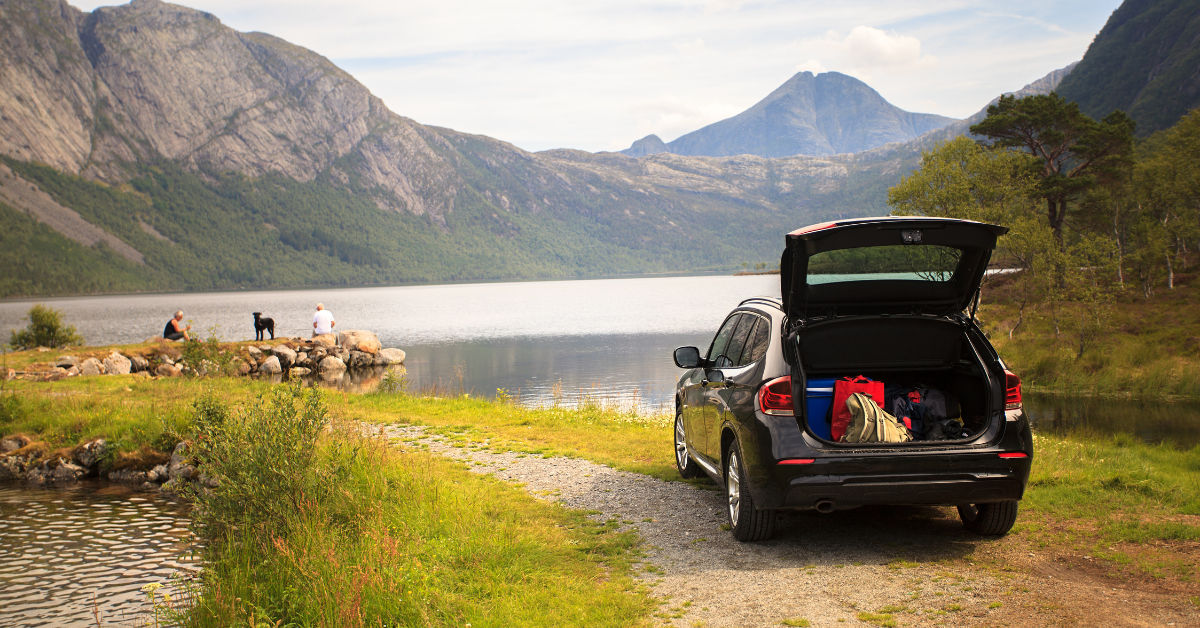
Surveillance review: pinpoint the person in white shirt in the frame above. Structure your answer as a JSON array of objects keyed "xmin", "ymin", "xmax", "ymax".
[{"xmin": 312, "ymin": 302, "xmax": 335, "ymax": 336}]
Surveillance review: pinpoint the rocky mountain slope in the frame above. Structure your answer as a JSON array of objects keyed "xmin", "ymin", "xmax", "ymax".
[
  {"xmin": 622, "ymin": 71, "xmax": 957, "ymax": 158},
  {"xmin": 1056, "ymin": 0, "xmax": 1200, "ymax": 137},
  {"xmin": 0, "ymin": 0, "xmax": 1070, "ymax": 298}
]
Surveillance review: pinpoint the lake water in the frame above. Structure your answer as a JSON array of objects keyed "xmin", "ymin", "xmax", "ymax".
[
  {"xmin": 0, "ymin": 483, "xmax": 198, "ymax": 627},
  {"xmin": 3, "ymin": 274, "xmax": 1198, "ymax": 445}
]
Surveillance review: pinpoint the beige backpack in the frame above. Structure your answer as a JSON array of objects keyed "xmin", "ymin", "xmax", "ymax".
[{"xmin": 841, "ymin": 392, "xmax": 913, "ymax": 443}]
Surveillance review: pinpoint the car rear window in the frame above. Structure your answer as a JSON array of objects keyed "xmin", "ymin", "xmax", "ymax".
[{"xmin": 807, "ymin": 245, "xmax": 962, "ymax": 285}]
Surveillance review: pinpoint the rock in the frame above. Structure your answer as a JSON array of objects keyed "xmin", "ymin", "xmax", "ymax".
[
  {"xmin": 51, "ymin": 460, "xmax": 86, "ymax": 482},
  {"xmin": 257, "ymin": 344, "xmax": 273, "ymax": 353},
  {"xmin": 198, "ymin": 359, "xmax": 219, "ymax": 375},
  {"xmin": 311, "ymin": 333, "xmax": 338, "ymax": 349},
  {"xmin": 340, "ymin": 330, "xmax": 382, "ymax": 354},
  {"xmin": 155, "ymin": 363, "xmax": 182, "ymax": 377},
  {"xmin": 74, "ymin": 438, "xmax": 108, "ymax": 468},
  {"xmin": 347, "ymin": 350, "xmax": 374, "ymax": 369},
  {"xmin": 288, "ymin": 366, "xmax": 311, "ymax": 377},
  {"xmin": 378, "ymin": 348, "xmax": 406, "ymax": 365},
  {"xmin": 247, "ymin": 346, "xmax": 263, "ymax": 361},
  {"xmin": 318, "ymin": 355, "xmax": 346, "ymax": 374},
  {"xmin": 273, "ymin": 345, "xmax": 296, "ymax": 368},
  {"xmin": 108, "ymin": 468, "xmax": 149, "ymax": 484},
  {"xmin": 337, "ymin": 348, "xmax": 350, "ymax": 361},
  {"xmin": 0, "ymin": 455, "xmax": 24, "ymax": 480},
  {"xmin": 79, "ymin": 357, "xmax": 105, "ymax": 376},
  {"xmin": 139, "ymin": 481, "xmax": 159, "ymax": 492},
  {"xmin": 65, "ymin": 365, "xmax": 80, "ymax": 376},
  {"xmin": 25, "ymin": 465, "xmax": 48, "ymax": 485},
  {"xmin": 56, "ymin": 355, "xmax": 79, "ymax": 368},
  {"xmin": 148, "ymin": 464, "xmax": 169, "ymax": 482},
  {"xmin": 45, "ymin": 368, "xmax": 68, "ymax": 382},
  {"xmin": 103, "ymin": 351, "xmax": 132, "ymax": 375},
  {"xmin": 233, "ymin": 358, "xmax": 252, "ymax": 375},
  {"xmin": 168, "ymin": 442, "xmax": 198, "ymax": 481},
  {"xmin": 259, "ymin": 355, "xmax": 282, "ymax": 374},
  {"xmin": 295, "ymin": 351, "xmax": 308, "ymax": 366},
  {"xmin": 128, "ymin": 354, "xmax": 150, "ymax": 372}
]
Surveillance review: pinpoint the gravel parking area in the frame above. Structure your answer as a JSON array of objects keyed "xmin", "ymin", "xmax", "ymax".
[{"xmin": 370, "ymin": 423, "xmax": 1196, "ymax": 627}]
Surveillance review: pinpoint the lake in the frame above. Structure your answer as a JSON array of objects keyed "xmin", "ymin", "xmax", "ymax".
[{"xmin": 3, "ymin": 274, "xmax": 1198, "ymax": 445}]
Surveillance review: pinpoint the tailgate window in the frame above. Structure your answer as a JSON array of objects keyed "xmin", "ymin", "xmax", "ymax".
[{"xmin": 808, "ymin": 245, "xmax": 962, "ymax": 285}]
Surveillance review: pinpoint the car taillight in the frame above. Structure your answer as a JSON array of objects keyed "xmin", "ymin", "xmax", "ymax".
[
  {"xmin": 759, "ymin": 376, "xmax": 794, "ymax": 416},
  {"xmin": 1005, "ymin": 370, "xmax": 1022, "ymax": 410}
]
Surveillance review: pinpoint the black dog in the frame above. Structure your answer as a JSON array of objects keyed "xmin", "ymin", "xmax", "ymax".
[{"xmin": 252, "ymin": 312, "xmax": 275, "ymax": 341}]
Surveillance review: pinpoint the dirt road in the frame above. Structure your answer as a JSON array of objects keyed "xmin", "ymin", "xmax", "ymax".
[{"xmin": 374, "ymin": 423, "xmax": 1197, "ymax": 627}]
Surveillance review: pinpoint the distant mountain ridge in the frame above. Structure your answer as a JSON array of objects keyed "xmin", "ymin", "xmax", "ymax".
[
  {"xmin": 1055, "ymin": 0, "xmax": 1200, "ymax": 137},
  {"xmin": 623, "ymin": 71, "xmax": 958, "ymax": 158}
]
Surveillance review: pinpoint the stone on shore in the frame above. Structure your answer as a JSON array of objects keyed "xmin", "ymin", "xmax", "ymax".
[
  {"xmin": 74, "ymin": 439, "xmax": 108, "ymax": 468},
  {"xmin": 103, "ymin": 351, "xmax": 132, "ymax": 375},
  {"xmin": 79, "ymin": 357, "xmax": 105, "ymax": 376},
  {"xmin": 340, "ymin": 330, "xmax": 381, "ymax": 354},
  {"xmin": 259, "ymin": 355, "xmax": 282, "ymax": 374},
  {"xmin": 318, "ymin": 355, "xmax": 346, "ymax": 374},
  {"xmin": 347, "ymin": 350, "xmax": 374, "ymax": 369},
  {"xmin": 378, "ymin": 348, "xmax": 406, "ymax": 365},
  {"xmin": 129, "ymin": 354, "xmax": 150, "ymax": 372},
  {"xmin": 56, "ymin": 355, "xmax": 78, "ymax": 368},
  {"xmin": 51, "ymin": 460, "xmax": 86, "ymax": 482},
  {"xmin": 156, "ymin": 363, "xmax": 182, "ymax": 377},
  {"xmin": 312, "ymin": 333, "xmax": 338, "ymax": 349},
  {"xmin": 273, "ymin": 345, "xmax": 297, "ymax": 368},
  {"xmin": 289, "ymin": 366, "xmax": 311, "ymax": 377}
]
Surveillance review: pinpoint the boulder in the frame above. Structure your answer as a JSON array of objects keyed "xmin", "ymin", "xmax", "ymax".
[
  {"xmin": 45, "ymin": 368, "xmax": 68, "ymax": 382},
  {"xmin": 155, "ymin": 363, "xmax": 182, "ymax": 377},
  {"xmin": 56, "ymin": 355, "xmax": 79, "ymax": 368},
  {"xmin": 73, "ymin": 439, "xmax": 108, "ymax": 469},
  {"xmin": 347, "ymin": 350, "xmax": 374, "ymax": 369},
  {"xmin": 233, "ymin": 358, "xmax": 252, "ymax": 375},
  {"xmin": 295, "ymin": 351, "xmax": 310, "ymax": 367},
  {"xmin": 128, "ymin": 354, "xmax": 150, "ymax": 372},
  {"xmin": 272, "ymin": 345, "xmax": 296, "ymax": 368},
  {"xmin": 51, "ymin": 460, "xmax": 86, "ymax": 483},
  {"xmin": 312, "ymin": 333, "xmax": 338, "ymax": 349},
  {"xmin": 340, "ymin": 330, "xmax": 382, "ymax": 355},
  {"xmin": 259, "ymin": 355, "xmax": 282, "ymax": 374},
  {"xmin": 0, "ymin": 455, "xmax": 24, "ymax": 480},
  {"xmin": 318, "ymin": 355, "xmax": 346, "ymax": 375},
  {"xmin": 79, "ymin": 357, "xmax": 105, "ymax": 376},
  {"xmin": 289, "ymin": 366, "xmax": 311, "ymax": 377},
  {"xmin": 168, "ymin": 442, "xmax": 197, "ymax": 481},
  {"xmin": 246, "ymin": 346, "xmax": 263, "ymax": 361},
  {"xmin": 378, "ymin": 348, "xmax": 406, "ymax": 365},
  {"xmin": 103, "ymin": 351, "xmax": 132, "ymax": 375},
  {"xmin": 148, "ymin": 464, "xmax": 169, "ymax": 483},
  {"xmin": 337, "ymin": 348, "xmax": 351, "ymax": 361}
]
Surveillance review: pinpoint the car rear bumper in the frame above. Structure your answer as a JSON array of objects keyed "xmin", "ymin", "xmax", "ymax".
[{"xmin": 758, "ymin": 454, "xmax": 1030, "ymax": 511}]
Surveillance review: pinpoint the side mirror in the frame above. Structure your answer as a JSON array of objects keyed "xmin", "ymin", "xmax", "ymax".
[{"xmin": 673, "ymin": 346, "xmax": 703, "ymax": 368}]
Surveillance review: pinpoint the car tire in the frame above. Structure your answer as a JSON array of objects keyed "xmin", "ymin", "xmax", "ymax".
[
  {"xmin": 725, "ymin": 438, "xmax": 775, "ymax": 541},
  {"xmin": 674, "ymin": 406, "xmax": 703, "ymax": 479},
  {"xmin": 958, "ymin": 501, "xmax": 1018, "ymax": 535}
]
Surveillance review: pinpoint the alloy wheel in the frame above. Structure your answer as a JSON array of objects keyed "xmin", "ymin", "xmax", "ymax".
[{"xmin": 727, "ymin": 450, "xmax": 741, "ymax": 527}]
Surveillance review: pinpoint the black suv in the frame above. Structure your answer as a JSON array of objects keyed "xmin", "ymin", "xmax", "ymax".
[{"xmin": 673, "ymin": 217, "xmax": 1032, "ymax": 541}]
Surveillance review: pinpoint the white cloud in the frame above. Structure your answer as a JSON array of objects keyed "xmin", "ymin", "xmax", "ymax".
[{"xmin": 841, "ymin": 25, "xmax": 929, "ymax": 69}]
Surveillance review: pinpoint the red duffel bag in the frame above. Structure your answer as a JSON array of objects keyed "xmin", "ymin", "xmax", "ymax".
[{"xmin": 832, "ymin": 376, "xmax": 884, "ymax": 441}]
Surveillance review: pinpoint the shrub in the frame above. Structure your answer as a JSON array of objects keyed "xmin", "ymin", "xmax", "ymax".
[
  {"xmin": 8, "ymin": 304, "xmax": 83, "ymax": 350},
  {"xmin": 187, "ymin": 381, "xmax": 343, "ymax": 541}
]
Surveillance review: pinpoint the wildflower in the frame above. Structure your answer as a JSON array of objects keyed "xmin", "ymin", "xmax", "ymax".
[{"xmin": 141, "ymin": 583, "xmax": 163, "ymax": 595}]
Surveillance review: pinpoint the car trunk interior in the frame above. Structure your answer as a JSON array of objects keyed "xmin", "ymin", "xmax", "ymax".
[{"xmin": 790, "ymin": 315, "xmax": 995, "ymax": 444}]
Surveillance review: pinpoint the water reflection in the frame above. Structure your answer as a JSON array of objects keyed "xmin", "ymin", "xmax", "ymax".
[
  {"xmin": 0, "ymin": 483, "xmax": 199, "ymax": 628},
  {"xmin": 1024, "ymin": 393, "xmax": 1200, "ymax": 448}
]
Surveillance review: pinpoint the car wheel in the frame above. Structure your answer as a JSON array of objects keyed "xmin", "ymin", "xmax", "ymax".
[
  {"xmin": 674, "ymin": 407, "xmax": 703, "ymax": 479},
  {"xmin": 958, "ymin": 501, "xmax": 1018, "ymax": 535},
  {"xmin": 725, "ymin": 438, "xmax": 775, "ymax": 541}
]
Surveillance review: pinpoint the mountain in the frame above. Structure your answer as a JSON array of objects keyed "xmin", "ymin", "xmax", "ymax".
[
  {"xmin": 1056, "ymin": 0, "xmax": 1200, "ymax": 136},
  {"xmin": 622, "ymin": 71, "xmax": 958, "ymax": 158},
  {"xmin": 0, "ymin": 0, "xmax": 909, "ymax": 297}
]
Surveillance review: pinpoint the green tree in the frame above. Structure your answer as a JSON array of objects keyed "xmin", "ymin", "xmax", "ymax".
[
  {"xmin": 970, "ymin": 93, "xmax": 1135, "ymax": 241},
  {"xmin": 9, "ymin": 304, "xmax": 83, "ymax": 350},
  {"xmin": 1132, "ymin": 108, "xmax": 1200, "ymax": 290}
]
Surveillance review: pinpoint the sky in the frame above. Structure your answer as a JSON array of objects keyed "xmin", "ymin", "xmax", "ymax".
[{"xmin": 68, "ymin": 0, "xmax": 1125, "ymax": 153}]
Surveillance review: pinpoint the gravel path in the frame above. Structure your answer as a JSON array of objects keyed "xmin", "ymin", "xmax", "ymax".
[{"xmin": 371, "ymin": 423, "xmax": 1020, "ymax": 627}]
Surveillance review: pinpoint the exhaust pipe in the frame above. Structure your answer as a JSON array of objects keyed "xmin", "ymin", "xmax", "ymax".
[{"xmin": 814, "ymin": 499, "xmax": 835, "ymax": 514}]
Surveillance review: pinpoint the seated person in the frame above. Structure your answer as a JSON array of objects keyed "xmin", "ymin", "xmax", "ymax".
[{"xmin": 163, "ymin": 310, "xmax": 191, "ymax": 341}]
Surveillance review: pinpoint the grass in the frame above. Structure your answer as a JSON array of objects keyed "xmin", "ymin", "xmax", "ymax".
[{"xmin": 175, "ymin": 383, "xmax": 655, "ymax": 626}]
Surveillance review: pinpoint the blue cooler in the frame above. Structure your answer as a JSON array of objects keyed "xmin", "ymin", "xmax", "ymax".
[{"xmin": 805, "ymin": 378, "xmax": 837, "ymax": 440}]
